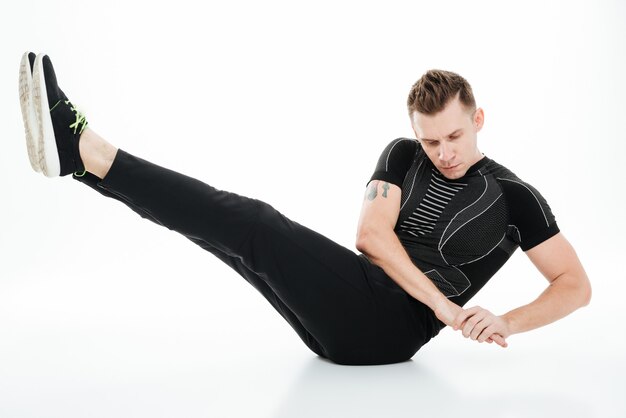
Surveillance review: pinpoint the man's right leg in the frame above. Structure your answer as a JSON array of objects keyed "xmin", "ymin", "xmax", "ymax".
[
  {"xmin": 72, "ymin": 164, "xmax": 327, "ymax": 359},
  {"xmin": 80, "ymin": 144, "xmax": 424, "ymax": 365}
]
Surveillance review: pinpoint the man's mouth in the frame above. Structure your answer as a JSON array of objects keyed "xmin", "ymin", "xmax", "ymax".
[{"xmin": 441, "ymin": 164, "xmax": 459, "ymax": 171}]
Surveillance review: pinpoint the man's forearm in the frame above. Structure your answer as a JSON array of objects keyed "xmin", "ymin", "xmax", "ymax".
[
  {"xmin": 356, "ymin": 227, "xmax": 447, "ymax": 312},
  {"xmin": 501, "ymin": 272, "xmax": 591, "ymax": 335}
]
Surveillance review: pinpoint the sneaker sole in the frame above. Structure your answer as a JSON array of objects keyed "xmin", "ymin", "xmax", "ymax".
[
  {"xmin": 19, "ymin": 52, "xmax": 41, "ymax": 173},
  {"xmin": 32, "ymin": 53, "xmax": 61, "ymax": 178}
]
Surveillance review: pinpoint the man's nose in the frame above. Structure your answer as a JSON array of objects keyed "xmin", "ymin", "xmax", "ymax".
[{"xmin": 438, "ymin": 142, "xmax": 454, "ymax": 162}]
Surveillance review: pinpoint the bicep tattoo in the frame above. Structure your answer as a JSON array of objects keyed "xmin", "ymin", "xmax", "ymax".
[{"xmin": 366, "ymin": 180, "xmax": 390, "ymax": 201}]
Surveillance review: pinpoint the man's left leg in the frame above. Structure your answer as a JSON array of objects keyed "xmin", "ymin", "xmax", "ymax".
[{"xmin": 72, "ymin": 169, "xmax": 328, "ymax": 359}]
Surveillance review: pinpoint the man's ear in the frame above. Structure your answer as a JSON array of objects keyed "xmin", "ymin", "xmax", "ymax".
[{"xmin": 474, "ymin": 107, "xmax": 485, "ymax": 131}]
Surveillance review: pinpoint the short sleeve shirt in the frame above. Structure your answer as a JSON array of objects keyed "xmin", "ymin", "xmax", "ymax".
[{"xmin": 367, "ymin": 137, "xmax": 560, "ymax": 310}]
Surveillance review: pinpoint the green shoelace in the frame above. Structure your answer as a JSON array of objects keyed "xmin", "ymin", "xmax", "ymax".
[
  {"xmin": 67, "ymin": 100, "xmax": 88, "ymax": 177},
  {"xmin": 66, "ymin": 100, "xmax": 88, "ymax": 135},
  {"xmin": 50, "ymin": 100, "xmax": 89, "ymax": 177}
]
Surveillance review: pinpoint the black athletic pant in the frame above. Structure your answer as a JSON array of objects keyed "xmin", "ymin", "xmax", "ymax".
[{"xmin": 72, "ymin": 148, "xmax": 442, "ymax": 365}]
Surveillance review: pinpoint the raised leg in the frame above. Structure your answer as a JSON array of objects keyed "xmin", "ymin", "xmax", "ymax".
[
  {"xmin": 72, "ymin": 129, "xmax": 430, "ymax": 365},
  {"xmin": 72, "ymin": 168, "xmax": 327, "ymax": 358}
]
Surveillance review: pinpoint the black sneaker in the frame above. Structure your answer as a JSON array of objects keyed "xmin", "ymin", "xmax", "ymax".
[
  {"xmin": 32, "ymin": 53, "xmax": 88, "ymax": 177},
  {"xmin": 18, "ymin": 51, "xmax": 40, "ymax": 173}
]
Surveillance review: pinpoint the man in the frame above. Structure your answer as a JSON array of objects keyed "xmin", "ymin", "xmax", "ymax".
[
  {"xmin": 357, "ymin": 70, "xmax": 592, "ymax": 348},
  {"xmin": 18, "ymin": 52, "xmax": 591, "ymax": 365}
]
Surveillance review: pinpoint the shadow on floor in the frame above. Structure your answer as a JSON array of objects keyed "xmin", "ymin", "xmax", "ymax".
[{"xmin": 268, "ymin": 355, "xmax": 592, "ymax": 418}]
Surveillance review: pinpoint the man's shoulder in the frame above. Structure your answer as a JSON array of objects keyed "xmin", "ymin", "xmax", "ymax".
[
  {"xmin": 368, "ymin": 137, "xmax": 422, "ymax": 188},
  {"xmin": 483, "ymin": 159, "xmax": 543, "ymax": 197},
  {"xmin": 374, "ymin": 137, "xmax": 423, "ymax": 169},
  {"xmin": 481, "ymin": 158, "xmax": 552, "ymax": 211},
  {"xmin": 479, "ymin": 157, "xmax": 559, "ymax": 250},
  {"xmin": 481, "ymin": 157, "xmax": 520, "ymax": 181}
]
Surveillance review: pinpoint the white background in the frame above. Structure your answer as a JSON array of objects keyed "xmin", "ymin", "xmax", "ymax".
[{"xmin": 1, "ymin": 0, "xmax": 624, "ymax": 417}]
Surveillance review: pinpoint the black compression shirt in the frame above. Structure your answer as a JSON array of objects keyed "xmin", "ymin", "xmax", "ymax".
[{"xmin": 367, "ymin": 137, "xmax": 560, "ymax": 309}]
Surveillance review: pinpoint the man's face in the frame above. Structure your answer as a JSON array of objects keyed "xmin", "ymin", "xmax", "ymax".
[{"xmin": 411, "ymin": 94, "xmax": 485, "ymax": 180}]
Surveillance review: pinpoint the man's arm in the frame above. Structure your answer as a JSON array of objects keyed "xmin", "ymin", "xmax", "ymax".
[
  {"xmin": 356, "ymin": 180, "xmax": 507, "ymax": 347},
  {"xmin": 500, "ymin": 232, "xmax": 591, "ymax": 334},
  {"xmin": 356, "ymin": 181, "xmax": 448, "ymax": 311},
  {"xmin": 453, "ymin": 232, "xmax": 591, "ymax": 342}
]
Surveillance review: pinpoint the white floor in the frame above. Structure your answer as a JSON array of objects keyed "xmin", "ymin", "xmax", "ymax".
[
  {"xmin": 0, "ymin": 258, "xmax": 623, "ymax": 418},
  {"xmin": 0, "ymin": 327, "xmax": 622, "ymax": 418}
]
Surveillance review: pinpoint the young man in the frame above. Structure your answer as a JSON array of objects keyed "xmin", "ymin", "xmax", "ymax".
[
  {"xmin": 18, "ymin": 52, "xmax": 591, "ymax": 366},
  {"xmin": 357, "ymin": 70, "xmax": 591, "ymax": 348}
]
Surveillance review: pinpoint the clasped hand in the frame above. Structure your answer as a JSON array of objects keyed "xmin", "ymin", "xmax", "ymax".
[{"xmin": 434, "ymin": 301, "xmax": 511, "ymax": 348}]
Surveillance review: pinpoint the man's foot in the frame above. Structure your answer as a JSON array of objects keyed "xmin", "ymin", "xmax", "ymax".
[
  {"xmin": 31, "ymin": 53, "xmax": 89, "ymax": 177},
  {"xmin": 18, "ymin": 51, "xmax": 40, "ymax": 173}
]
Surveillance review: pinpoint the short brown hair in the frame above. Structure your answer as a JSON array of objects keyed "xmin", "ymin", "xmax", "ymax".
[{"xmin": 407, "ymin": 69, "xmax": 476, "ymax": 117}]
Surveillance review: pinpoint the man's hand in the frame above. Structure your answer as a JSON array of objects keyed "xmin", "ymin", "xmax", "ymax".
[
  {"xmin": 433, "ymin": 298, "xmax": 464, "ymax": 328},
  {"xmin": 453, "ymin": 306, "xmax": 511, "ymax": 348}
]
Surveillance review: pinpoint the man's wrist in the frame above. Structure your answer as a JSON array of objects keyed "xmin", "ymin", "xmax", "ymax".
[
  {"xmin": 430, "ymin": 293, "xmax": 451, "ymax": 314},
  {"xmin": 501, "ymin": 312, "xmax": 517, "ymax": 336}
]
